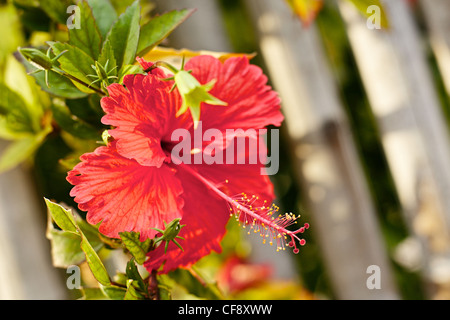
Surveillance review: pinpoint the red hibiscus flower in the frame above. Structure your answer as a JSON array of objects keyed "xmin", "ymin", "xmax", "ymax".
[{"xmin": 67, "ymin": 55, "xmax": 308, "ymax": 273}]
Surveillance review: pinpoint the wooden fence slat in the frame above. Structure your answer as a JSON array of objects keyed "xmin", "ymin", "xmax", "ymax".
[
  {"xmin": 0, "ymin": 141, "xmax": 67, "ymax": 299},
  {"xmin": 339, "ymin": 0, "xmax": 450, "ymax": 298},
  {"xmin": 245, "ymin": 0, "xmax": 399, "ymax": 299},
  {"xmin": 419, "ymin": 0, "xmax": 450, "ymax": 98}
]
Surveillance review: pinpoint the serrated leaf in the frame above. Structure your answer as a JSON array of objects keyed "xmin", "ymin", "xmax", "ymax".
[
  {"xmin": 49, "ymin": 42, "xmax": 100, "ymax": 93},
  {"xmin": 68, "ymin": 1, "xmax": 102, "ymax": 59},
  {"xmin": 136, "ymin": 9, "xmax": 195, "ymax": 56},
  {"xmin": 285, "ymin": 0, "xmax": 323, "ymax": 26},
  {"xmin": 105, "ymin": 0, "xmax": 140, "ymax": 71},
  {"xmin": 86, "ymin": 0, "xmax": 118, "ymax": 39},
  {"xmin": 119, "ymin": 231, "xmax": 151, "ymax": 265},
  {"xmin": 51, "ymin": 100, "xmax": 101, "ymax": 140}
]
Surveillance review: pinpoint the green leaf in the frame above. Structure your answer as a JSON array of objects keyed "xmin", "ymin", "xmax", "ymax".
[
  {"xmin": 80, "ymin": 233, "xmax": 111, "ymax": 286},
  {"xmin": 345, "ymin": 0, "xmax": 389, "ymax": 28},
  {"xmin": 15, "ymin": 51, "xmax": 87, "ymax": 99},
  {"xmin": 49, "ymin": 42, "xmax": 100, "ymax": 93},
  {"xmin": 86, "ymin": 0, "xmax": 118, "ymax": 39},
  {"xmin": 100, "ymin": 285, "xmax": 127, "ymax": 300},
  {"xmin": 47, "ymin": 208, "xmax": 106, "ymax": 268},
  {"xmin": 68, "ymin": 1, "xmax": 102, "ymax": 60},
  {"xmin": 40, "ymin": 0, "xmax": 74, "ymax": 24},
  {"xmin": 51, "ymin": 99, "xmax": 101, "ymax": 140},
  {"xmin": 47, "ymin": 229, "xmax": 86, "ymax": 267},
  {"xmin": 124, "ymin": 280, "xmax": 146, "ymax": 300},
  {"xmin": 119, "ymin": 231, "xmax": 151, "ymax": 265},
  {"xmin": 105, "ymin": 0, "xmax": 140, "ymax": 71},
  {"xmin": 117, "ymin": 64, "xmax": 142, "ymax": 83},
  {"xmin": 0, "ymin": 129, "xmax": 50, "ymax": 173},
  {"xmin": 44, "ymin": 198, "xmax": 78, "ymax": 233},
  {"xmin": 126, "ymin": 259, "xmax": 146, "ymax": 292},
  {"xmin": 136, "ymin": 9, "xmax": 195, "ymax": 56},
  {"xmin": 35, "ymin": 70, "xmax": 88, "ymax": 99},
  {"xmin": 45, "ymin": 199, "xmax": 110, "ymax": 286},
  {"xmin": 98, "ymin": 39, "xmax": 117, "ymax": 78}
]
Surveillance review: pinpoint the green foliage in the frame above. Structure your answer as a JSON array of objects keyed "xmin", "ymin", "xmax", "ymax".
[{"xmin": 119, "ymin": 232, "xmax": 152, "ymax": 265}]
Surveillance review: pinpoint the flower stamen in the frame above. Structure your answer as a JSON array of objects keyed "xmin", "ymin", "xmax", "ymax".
[{"xmin": 179, "ymin": 163, "xmax": 308, "ymax": 254}]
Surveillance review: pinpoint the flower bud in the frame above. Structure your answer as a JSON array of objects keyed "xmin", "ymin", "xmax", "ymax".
[{"xmin": 174, "ymin": 70, "xmax": 227, "ymax": 128}]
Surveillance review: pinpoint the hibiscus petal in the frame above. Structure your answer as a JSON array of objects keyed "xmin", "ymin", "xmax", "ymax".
[
  {"xmin": 145, "ymin": 166, "xmax": 230, "ymax": 273},
  {"xmin": 100, "ymin": 74, "xmax": 184, "ymax": 167},
  {"xmin": 184, "ymin": 55, "xmax": 284, "ymax": 131},
  {"xmin": 144, "ymin": 153, "xmax": 275, "ymax": 273},
  {"xmin": 66, "ymin": 144, "xmax": 184, "ymax": 240}
]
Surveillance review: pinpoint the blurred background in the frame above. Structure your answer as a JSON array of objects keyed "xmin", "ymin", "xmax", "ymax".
[{"xmin": 1, "ymin": 0, "xmax": 450, "ymax": 300}]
